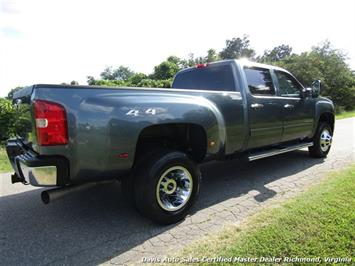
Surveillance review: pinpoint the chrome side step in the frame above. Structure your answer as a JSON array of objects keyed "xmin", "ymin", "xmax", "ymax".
[{"xmin": 248, "ymin": 142, "xmax": 313, "ymax": 161}]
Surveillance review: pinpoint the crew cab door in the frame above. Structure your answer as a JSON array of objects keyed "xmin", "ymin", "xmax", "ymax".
[
  {"xmin": 273, "ymin": 70, "xmax": 315, "ymax": 142},
  {"xmin": 244, "ymin": 66, "xmax": 283, "ymax": 149}
]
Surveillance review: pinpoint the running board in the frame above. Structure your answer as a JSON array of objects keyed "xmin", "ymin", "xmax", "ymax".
[{"xmin": 248, "ymin": 142, "xmax": 313, "ymax": 161}]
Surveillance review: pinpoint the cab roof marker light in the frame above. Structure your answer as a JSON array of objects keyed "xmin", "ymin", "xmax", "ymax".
[{"xmin": 196, "ymin": 63, "xmax": 208, "ymax": 69}]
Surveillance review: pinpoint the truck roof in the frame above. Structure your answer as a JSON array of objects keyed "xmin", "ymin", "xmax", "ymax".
[{"xmin": 176, "ymin": 59, "xmax": 288, "ymax": 75}]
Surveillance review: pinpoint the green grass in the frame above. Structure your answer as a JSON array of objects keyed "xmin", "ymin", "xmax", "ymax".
[
  {"xmin": 176, "ymin": 165, "xmax": 355, "ymax": 265},
  {"xmin": 336, "ymin": 110, "xmax": 355, "ymax": 120},
  {"xmin": 0, "ymin": 147, "xmax": 12, "ymax": 173}
]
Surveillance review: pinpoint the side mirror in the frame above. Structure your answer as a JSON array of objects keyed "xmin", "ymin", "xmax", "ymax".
[
  {"xmin": 311, "ymin": 80, "xmax": 321, "ymax": 97},
  {"xmin": 302, "ymin": 87, "xmax": 313, "ymax": 98}
]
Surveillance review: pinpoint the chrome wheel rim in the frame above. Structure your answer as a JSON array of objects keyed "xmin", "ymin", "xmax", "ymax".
[
  {"xmin": 320, "ymin": 129, "xmax": 332, "ymax": 152},
  {"xmin": 156, "ymin": 166, "xmax": 193, "ymax": 212}
]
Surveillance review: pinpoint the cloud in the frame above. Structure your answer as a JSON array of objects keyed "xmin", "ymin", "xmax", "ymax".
[
  {"xmin": 0, "ymin": 0, "xmax": 354, "ymax": 98},
  {"xmin": 0, "ymin": 0, "xmax": 19, "ymax": 14},
  {"xmin": 0, "ymin": 26, "xmax": 22, "ymax": 38}
]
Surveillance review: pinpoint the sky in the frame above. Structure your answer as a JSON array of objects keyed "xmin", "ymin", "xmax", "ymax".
[{"xmin": 0, "ymin": 0, "xmax": 354, "ymax": 97}]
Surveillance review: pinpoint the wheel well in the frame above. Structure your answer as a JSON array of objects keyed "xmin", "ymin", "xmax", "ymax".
[
  {"xmin": 319, "ymin": 112, "xmax": 335, "ymax": 132},
  {"xmin": 135, "ymin": 123, "xmax": 207, "ymax": 163}
]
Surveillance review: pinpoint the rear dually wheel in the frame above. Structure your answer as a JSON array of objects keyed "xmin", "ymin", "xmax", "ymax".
[{"xmin": 133, "ymin": 149, "xmax": 201, "ymax": 224}]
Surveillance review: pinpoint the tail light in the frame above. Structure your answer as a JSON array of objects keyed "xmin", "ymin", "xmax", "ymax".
[
  {"xmin": 196, "ymin": 63, "xmax": 208, "ymax": 68},
  {"xmin": 34, "ymin": 100, "xmax": 68, "ymax": 146}
]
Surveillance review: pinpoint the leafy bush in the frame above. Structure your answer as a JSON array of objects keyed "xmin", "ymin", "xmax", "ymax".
[
  {"xmin": 0, "ymin": 98, "xmax": 32, "ymax": 142},
  {"xmin": 136, "ymin": 79, "xmax": 172, "ymax": 88},
  {"xmin": 0, "ymin": 98, "xmax": 15, "ymax": 141},
  {"xmin": 88, "ymin": 77, "xmax": 172, "ymax": 88},
  {"xmin": 334, "ymin": 105, "xmax": 346, "ymax": 114}
]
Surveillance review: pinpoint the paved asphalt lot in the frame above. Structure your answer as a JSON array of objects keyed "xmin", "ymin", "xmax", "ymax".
[{"xmin": 0, "ymin": 118, "xmax": 354, "ymax": 265}]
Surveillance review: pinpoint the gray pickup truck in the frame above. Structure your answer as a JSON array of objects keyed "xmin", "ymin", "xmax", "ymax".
[{"xmin": 6, "ymin": 59, "xmax": 334, "ymax": 224}]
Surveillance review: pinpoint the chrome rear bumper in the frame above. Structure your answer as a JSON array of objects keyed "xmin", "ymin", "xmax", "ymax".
[{"xmin": 6, "ymin": 139, "xmax": 69, "ymax": 187}]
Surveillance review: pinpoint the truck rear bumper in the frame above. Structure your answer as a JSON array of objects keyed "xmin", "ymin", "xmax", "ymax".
[{"xmin": 6, "ymin": 139, "xmax": 70, "ymax": 187}]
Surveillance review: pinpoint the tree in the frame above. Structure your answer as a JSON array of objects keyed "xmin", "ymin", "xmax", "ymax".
[
  {"xmin": 6, "ymin": 86, "xmax": 23, "ymax": 100},
  {"xmin": 166, "ymin": 56, "xmax": 182, "ymax": 66},
  {"xmin": 259, "ymin": 44, "xmax": 293, "ymax": 62},
  {"xmin": 219, "ymin": 35, "xmax": 255, "ymax": 60},
  {"xmin": 0, "ymin": 98, "xmax": 15, "ymax": 141},
  {"xmin": 113, "ymin": 66, "xmax": 135, "ymax": 80},
  {"xmin": 151, "ymin": 58, "xmax": 180, "ymax": 80},
  {"xmin": 137, "ymin": 79, "xmax": 172, "ymax": 88},
  {"xmin": 205, "ymin": 48, "xmax": 219, "ymax": 62},
  {"xmin": 187, "ymin": 53, "xmax": 197, "ymax": 66},
  {"xmin": 180, "ymin": 53, "xmax": 197, "ymax": 68},
  {"xmin": 180, "ymin": 53, "xmax": 210, "ymax": 67},
  {"xmin": 70, "ymin": 80, "xmax": 79, "ymax": 85},
  {"xmin": 100, "ymin": 67, "xmax": 115, "ymax": 80},
  {"xmin": 274, "ymin": 41, "xmax": 355, "ymax": 110},
  {"xmin": 85, "ymin": 39, "xmax": 354, "ymax": 111},
  {"xmin": 100, "ymin": 66, "xmax": 134, "ymax": 80},
  {"xmin": 127, "ymin": 73, "xmax": 148, "ymax": 86},
  {"xmin": 87, "ymin": 76, "xmax": 96, "ymax": 85}
]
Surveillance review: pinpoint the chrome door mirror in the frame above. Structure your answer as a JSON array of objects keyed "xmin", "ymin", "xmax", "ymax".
[{"xmin": 311, "ymin": 80, "xmax": 321, "ymax": 97}]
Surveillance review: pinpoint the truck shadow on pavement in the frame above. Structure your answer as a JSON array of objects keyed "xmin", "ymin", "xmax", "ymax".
[{"xmin": 0, "ymin": 150, "xmax": 324, "ymax": 265}]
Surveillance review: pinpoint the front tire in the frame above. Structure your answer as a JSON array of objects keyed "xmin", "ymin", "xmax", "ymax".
[
  {"xmin": 133, "ymin": 149, "xmax": 201, "ymax": 224},
  {"xmin": 309, "ymin": 122, "xmax": 333, "ymax": 158}
]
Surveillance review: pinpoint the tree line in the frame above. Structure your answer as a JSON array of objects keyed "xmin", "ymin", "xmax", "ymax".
[
  {"xmin": 86, "ymin": 36, "xmax": 354, "ymax": 111},
  {"xmin": 1, "ymin": 35, "xmax": 354, "ymax": 141}
]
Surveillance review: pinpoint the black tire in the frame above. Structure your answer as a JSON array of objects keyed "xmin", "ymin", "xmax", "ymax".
[
  {"xmin": 308, "ymin": 122, "xmax": 333, "ymax": 158},
  {"xmin": 121, "ymin": 148, "xmax": 164, "ymax": 207},
  {"xmin": 133, "ymin": 149, "xmax": 201, "ymax": 225}
]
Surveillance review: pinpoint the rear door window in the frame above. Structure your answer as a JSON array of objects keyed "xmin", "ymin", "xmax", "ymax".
[
  {"xmin": 244, "ymin": 67, "xmax": 275, "ymax": 96},
  {"xmin": 172, "ymin": 64, "xmax": 237, "ymax": 91}
]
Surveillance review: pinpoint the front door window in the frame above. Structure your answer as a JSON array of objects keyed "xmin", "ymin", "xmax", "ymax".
[{"xmin": 275, "ymin": 71, "xmax": 302, "ymax": 97}]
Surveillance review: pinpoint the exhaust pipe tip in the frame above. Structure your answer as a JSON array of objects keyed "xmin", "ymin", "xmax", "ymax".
[
  {"xmin": 41, "ymin": 191, "xmax": 50, "ymax": 204},
  {"xmin": 40, "ymin": 182, "xmax": 104, "ymax": 204}
]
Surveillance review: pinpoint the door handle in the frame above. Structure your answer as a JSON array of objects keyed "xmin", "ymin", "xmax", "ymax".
[
  {"xmin": 251, "ymin": 103, "xmax": 264, "ymax": 109},
  {"xmin": 284, "ymin": 104, "xmax": 294, "ymax": 109}
]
